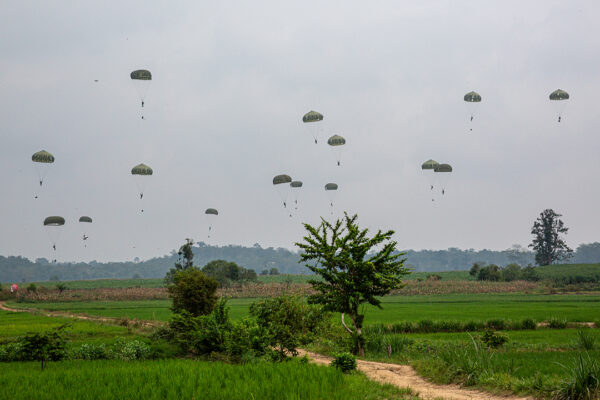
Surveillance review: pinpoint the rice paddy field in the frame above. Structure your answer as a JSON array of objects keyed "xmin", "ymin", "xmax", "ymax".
[
  {"xmin": 0, "ymin": 359, "xmax": 416, "ymax": 400},
  {"xmin": 8, "ymin": 293, "xmax": 600, "ymax": 324}
]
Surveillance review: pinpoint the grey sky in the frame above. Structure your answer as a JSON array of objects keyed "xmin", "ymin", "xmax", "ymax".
[{"xmin": 1, "ymin": 1, "xmax": 599, "ymax": 262}]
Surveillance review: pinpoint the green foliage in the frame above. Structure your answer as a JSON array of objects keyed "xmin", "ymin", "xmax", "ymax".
[
  {"xmin": 55, "ymin": 283, "xmax": 67, "ymax": 292},
  {"xmin": 469, "ymin": 263, "xmax": 481, "ymax": 277},
  {"xmin": 437, "ymin": 335, "xmax": 495, "ymax": 386},
  {"xmin": 297, "ymin": 213, "xmax": 409, "ymax": 355},
  {"xmin": 164, "ymin": 239, "xmax": 196, "ymax": 284},
  {"xmin": 554, "ymin": 353, "xmax": 600, "ymax": 400},
  {"xmin": 331, "ymin": 352, "xmax": 357, "ymax": 373},
  {"xmin": 520, "ymin": 318, "xmax": 537, "ymax": 330},
  {"xmin": 477, "ymin": 264, "xmax": 501, "ymax": 281},
  {"xmin": 71, "ymin": 343, "xmax": 108, "ymax": 360},
  {"xmin": 201, "ymin": 259, "xmax": 257, "ymax": 287},
  {"xmin": 19, "ymin": 325, "xmax": 69, "ymax": 369},
  {"xmin": 501, "ymin": 263, "xmax": 522, "ymax": 282},
  {"xmin": 26, "ymin": 283, "xmax": 37, "ymax": 293},
  {"xmin": 269, "ymin": 267, "xmax": 279, "ymax": 275},
  {"xmin": 167, "ymin": 268, "xmax": 218, "ymax": 317},
  {"xmin": 480, "ymin": 330, "xmax": 509, "ymax": 349},
  {"xmin": 110, "ymin": 338, "xmax": 150, "ymax": 361},
  {"xmin": 249, "ymin": 295, "xmax": 330, "ymax": 358},
  {"xmin": 486, "ymin": 319, "xmax": 506, "ymax": 331},
  {"xmin": 575, "ymin": 329, "xmax": 596, "ymax": 351},
  {"xmin": 521, "ymin": 266, "xmax": 540, "ymax": 281},
  {"xmin": 549, "ymin": 318, "xmax": 568, "ymax": 329},
  {"xmin": 530, "ymin": 209, "xmax": 573, "ymax": 266}
]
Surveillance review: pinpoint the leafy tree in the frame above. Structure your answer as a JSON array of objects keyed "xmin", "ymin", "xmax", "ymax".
[
  {"xmin": 260, "ymin": 269, "xmax": 269, "ymax": 275},
  {"xmin": 20, "ymin": 325, "xmax": 69, "ymax": 370},
  {"xmin": 164, "ymin": 239, "xmax": 195, "ymax": 284},
  {"xmin": 167, "ymin": 269, "xmax": 218, "ymax": 317},
  {"xmin": 201, "ymin": 260, "xmax": 256, "ymax": 287},
  {"xmin": 501, "ymin": 263, "xmax": 522, "ymax": 282},
  {"xmin": 296, "ymin": 213, "xmax": 409, "ymax": 356},
  {"xmin": 477, "ymin": 264, "xmax": 501, "ymax": 281},
  {"xmin": 55, "ymin": 283, "xmax": 67, "ymax": 293},
  {"xmin": 529, "ymin": 209, "xmax": 573, "ymax": 266},
  {"xmin": 269, "ymin": 267, "xmax": 280, "ymax": 275},
  {"xmin": 521, "ymin": 266, "xmax": 540, "ymax": 282},
  {"xmin": 469, "ymin": 262, "xmax": 481, "ymax": 277}
]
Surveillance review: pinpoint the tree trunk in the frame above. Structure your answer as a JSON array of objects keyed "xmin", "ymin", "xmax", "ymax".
[{"xmin": 350, "ymin": 312, "xmax": 365, "ymax": 357}]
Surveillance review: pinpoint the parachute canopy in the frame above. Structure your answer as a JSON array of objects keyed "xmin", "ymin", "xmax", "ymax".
[
  {"xmin": 325, "ymin": 183, "xmax": 338, "ymax": 191},
  {"xmin": 290, "ymin": 181, "xmax": 303, "ymax": 188},
  {"xmin": 302, "ymin": 110, "xmax": 323, "ymax": 123},
  {"xmin": 44, "ymin": 216, "xmax": 65, "ymax": 226},
  {"xmin": 327, "ymin": 135, "xmax": 346, "ymax": 146},
  {"xmin": 130, "ymin": 70, "xmax": 152, "ymax": 80},
  {"xmin": 435, "ymin": 164, "xmax": 453, "ymax": 173},
  {"xmin": 131, "ymin": 163, "xmax": 153, "ymax": 176},
  {"xmin": 32, "ymin": 150, "xmax": 55, "ymax": 163},
  {"xmin": 205, "ymin": 208, "xmax": 218, "ymax": 215},
  {"xmin": 273, "ymin": 174, "xmax": 292, "ymax": 185},
  {"xmin": 549, "ymin": 89, "xmax": 569, "ymax": 100},
  {"xmin": 464, "ymin": 91, "xmax": 482, "ymax": 102},
  {"xmin": 421, "ymin": 159, "xmax": 439, "ymax": 170},
  {"xmin": 79, "ymin": 216, "xmax": 92, "ymax": 223}
]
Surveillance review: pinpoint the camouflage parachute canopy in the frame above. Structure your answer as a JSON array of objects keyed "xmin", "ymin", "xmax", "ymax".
[
  {"xmin": 290, "ymin": 181, "xmax": 303, "ymax": 188},
  {"xmin": 327, "ymin": 135, "xmax": 346, "ymax": 146},
  {"xmin": 421, "ymin": 159, "xmax": 439, "ymax": 170},
  {"xmin": 549, "ymin": 89, "xmax": 569, "ymax": 100},
  {"xmin": 464, "ymin": 91, "xmax": 482, "ymax": 102},
  {"xmin": 302, "ymin": 110, "xmax": 324, "ymax": 123},
  {"xmin": 32, "ymin": 150, "xmax": 55, "ymax": 163},
  {"xmin": 130, "ymin": 69, "xmax": 152, "ymax": 80},
  {"xmin": 325, "ymin": 183, "xmax": 338, "ymax": 191},
  {"xmin": 273, "ymin": 174, "xmax": 292, "ymax": 185},
  {"xmin": 205, "ymin": 208, "xmax": 218, "ymax": 215},
  {"xmin": 44, "ymin": 216, "xmax": 65, "ymax": 226},
  {"xmin": 131, "ymin": 163, "xmax": 153, "ymax": 176},
  {"xmin": 434, "ymin": 163, "xmax": 453, "ymax": 173},
  {"xmin": 79, "ymin": 216, "xmax": 92, "ymax": 223}
]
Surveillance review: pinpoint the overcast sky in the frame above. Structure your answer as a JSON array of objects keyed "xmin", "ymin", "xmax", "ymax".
[{"xmin": 1, "ymin": 0, "xmax": 599, "ymax": 262}]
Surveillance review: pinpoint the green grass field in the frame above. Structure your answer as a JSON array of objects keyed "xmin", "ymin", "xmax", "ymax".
[
  {"xmin": 10, "ymin": 293, "xmax": 600, "ymax": 325},
  {"xmin": 0, "ymin": 310, "xmax": 136, "ymax": 344},
  {"xmin": 0, "ymin": 359, "xmax": 416, "ymax": 400}
]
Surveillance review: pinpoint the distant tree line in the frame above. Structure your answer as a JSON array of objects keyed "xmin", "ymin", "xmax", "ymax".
[
  {"xmin": 1, "ymin": 241, "xmax": 599, "ymax": 283},
  {"xmin": 469, "ymin": 263, "xmax": 540, "ymax": 282}
]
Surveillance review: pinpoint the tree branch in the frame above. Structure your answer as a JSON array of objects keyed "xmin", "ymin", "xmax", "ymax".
[{"xmin": 341, "ymin": 313, "xmax": 354, "ymax": 334}]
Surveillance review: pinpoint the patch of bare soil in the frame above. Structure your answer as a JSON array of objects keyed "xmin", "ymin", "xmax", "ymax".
[{"xmin": 297, "ymin": 350, "xmax": 534, "ymax": 400}]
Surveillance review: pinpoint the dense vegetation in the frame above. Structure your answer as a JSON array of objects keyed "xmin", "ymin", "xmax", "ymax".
[{"xmin": 2, "ymin": 242, "xmax": 599, "ymax": 282}]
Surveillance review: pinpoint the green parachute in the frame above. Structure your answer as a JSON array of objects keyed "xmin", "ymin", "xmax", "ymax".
[
  {"xmin": 325, "ymin": 183, "xmax": 338, "ymax": 211},
  {"xmin": 131, "ymin": 163, "xmax": 153, "ymax": 208},
  {"xmin": 434, "ymin": 163, "xmax": 453, "ymax": 195},
  {"xmin": 302, "ymin": 110, "xmax": 324, "ymax": 144},
  {"xmin": 205, "ymin": 208, "xmax": 218, "ymax": 239},
  {"xmin": 464, "ymin": 91, "xmax": 482, "ymax": 129},
  {"xmin": 327, "ymin": 135, "xmax": 346, "ymax": 166},
  {"xmin": 421, "ymin": 159, "xmax": 439, "ymax": 196},
  {"xmin": 290, "ymin": 181, "xmax": 303, "ymax": 210},
  {"xmin": 32, "ymin": 150, "xmax": 55, "ymax": 187},
  {"xmin": 273, "ymin": 174, "xmax": 292, "ymax": 208},
  {"xmin": 44, "ymin": 216, "xmax": 65, "ymax": 252},
  {"xmin": 549, "ymin": 89, "xmax": 569, "ymax": 122},
  {"xmin": 130, "ymin": 69, "xmax": 152, "ymax": 119},
  {"xmin": 79, "ymin": 216, "xmax": 92, "ymax": 223}
]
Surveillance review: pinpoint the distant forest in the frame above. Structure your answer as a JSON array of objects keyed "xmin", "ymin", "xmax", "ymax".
[{"xmin": 1, "ymin": 242, "xmax": 599, "ymax": 283}]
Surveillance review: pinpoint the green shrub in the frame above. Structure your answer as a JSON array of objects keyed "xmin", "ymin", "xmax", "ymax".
[
  {"xmin": 486, "ymin": 319, "xmax": 506, "ymax": 330},
  {"xmin": 549, "ymin": 318, "xmax": 568, "ymax": 329},
  {"xmin": 520, "ymin": 318, "xmax": 537, "ymax": 330},
  {"xmin": 20, "ymin": 327, "xmax": 68, "ymax": 369},
  {"xmin": 417, "ymin": 319, "xmax": 435, "ymax": 333},
  {"xmin": 110, "ymin": 338, "xmax": 150, "ymax": 361},
  {"xmin": 331, "ymin": 352, "xmax": 357, "ymax": 373},
  {"xmin": 0, "ymin": 342, "xmax": 24, "ymax": 362},
  {"xmin": 72, "ymin": 343, "xmax": 108, "ymax": 360},
  {"xmin": 554, "ymin": 353, "xmax": 600, "ymax": 400},
  {"xmin": 26, "ymin": 283, "xmax": 37, "ymax": 293},
  {"xmin": 167, "ymin": 268, "xmax": 218, "ymax": 317},
  {"xmin": 463, "ymin": 321, "xmax": 485, "ymax": 332},
  {"xmin": 480, "ymin": 330, "xmax": 509, "ymax": 349}
]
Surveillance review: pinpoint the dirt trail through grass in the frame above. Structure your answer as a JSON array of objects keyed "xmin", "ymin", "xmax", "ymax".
[
  {"xmin": 297, "ymin": 350, "xmax": 534, "ymax": 400},
  {"xmin": 0, "ymin": 302, "xmax": 535, "ymax": 399}
]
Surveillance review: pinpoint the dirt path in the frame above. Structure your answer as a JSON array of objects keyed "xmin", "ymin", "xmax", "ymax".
[{"xmin": 297, "ymin": 350, "xmax": 534, "ymax": 400}]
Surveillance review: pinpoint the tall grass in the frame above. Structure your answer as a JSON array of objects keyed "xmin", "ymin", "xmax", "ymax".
[
  {"xmin": 0, "ymin": 359, "xmax": 416, "ymax": 400},
  {"xmin": 554, "ymin": 353, "xmax": 600, "ymax": 400}
]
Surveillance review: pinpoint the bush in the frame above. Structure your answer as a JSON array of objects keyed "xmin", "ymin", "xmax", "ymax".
[
  {"xmin": 477, "ymin": 264, "xmax": 501, "ymax": 282},
  {"xmin": 72, "ymin": 343, "xmax": 108, "ymax": 360},
  {"xmin": 554, "ymin": 353, "xmax": 600, "ymax": 400},
  {"xmin": 26, "ymin": 283, "xmax": 37, "ymax": 293},
  {"xmin": 486, "ymin": 319, "xmax": 506, "ymax": 331},
  {"xmin": 110, "ymin": 338, "xmax": 150, "ymax": 361},
  {"xmin": 0, "ymin": 342, "xmax": 24, "ymax": 362},
  {"xmin": 331, "ymin": 352, "xmax": 357, "ymax": 373},
  {"xmin": 549, "ymin": 318, "xmax": 568, "ymax": 329},
  {"xmin": 480, "ymin": 330, "xmax": 509, "ymax": 349},
  {"xmin": 250, "ymin": 295, "xmax": 330, "ymax": 358},
  {"xmin": 201, "ymin": 260, "xmax": 257, "ymax": 287},
  {"xmin": 55, "ymin": 283, "xmax": 67, "ymax": 293},
  {"xmin": 521, "ymin": 266, "xmax": 540, "ymax": 281},
  {"xmin": 520, "ymin": 318, "xmax": 537, "ymax": 330},
  {"xmin": 501, "ymin": 263, "xmax": 522, "ymax": 282},
  {"xmin": 20, "ymin": 327, "xmax": 68, "ymax": 369},
  {"xmin": 167, "ymin": 268, "xmax": 218, "ymax": 317}
]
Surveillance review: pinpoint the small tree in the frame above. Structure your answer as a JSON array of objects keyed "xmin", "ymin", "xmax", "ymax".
[
  {"xmin": 529, "ymin": 209, "xmax": 573, "ymax": 266},
  {"xmin": 269, "ymin": 267, "xmax": 280, "ymax": 275},
  {"xmin": 21, "ymin": 325, "xmax": 69, "ymax": 370},
  {"xmin": 165, "ymin": 238, "xmax": 195, "ymax": 284},
  {"xmin": 501, "ymin": 263, "xmax": 522, "ymax": 282},
  {"xmin": 469, "ymin": 263, "xmax": 481, "ymax": 277},
  {"xmin": 296, "ymin": 213, "xmax": 409, "ymax": 356},
  {"xmin": 167, "ymin": 269, "xmax": 218, "ymax": 317}
]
